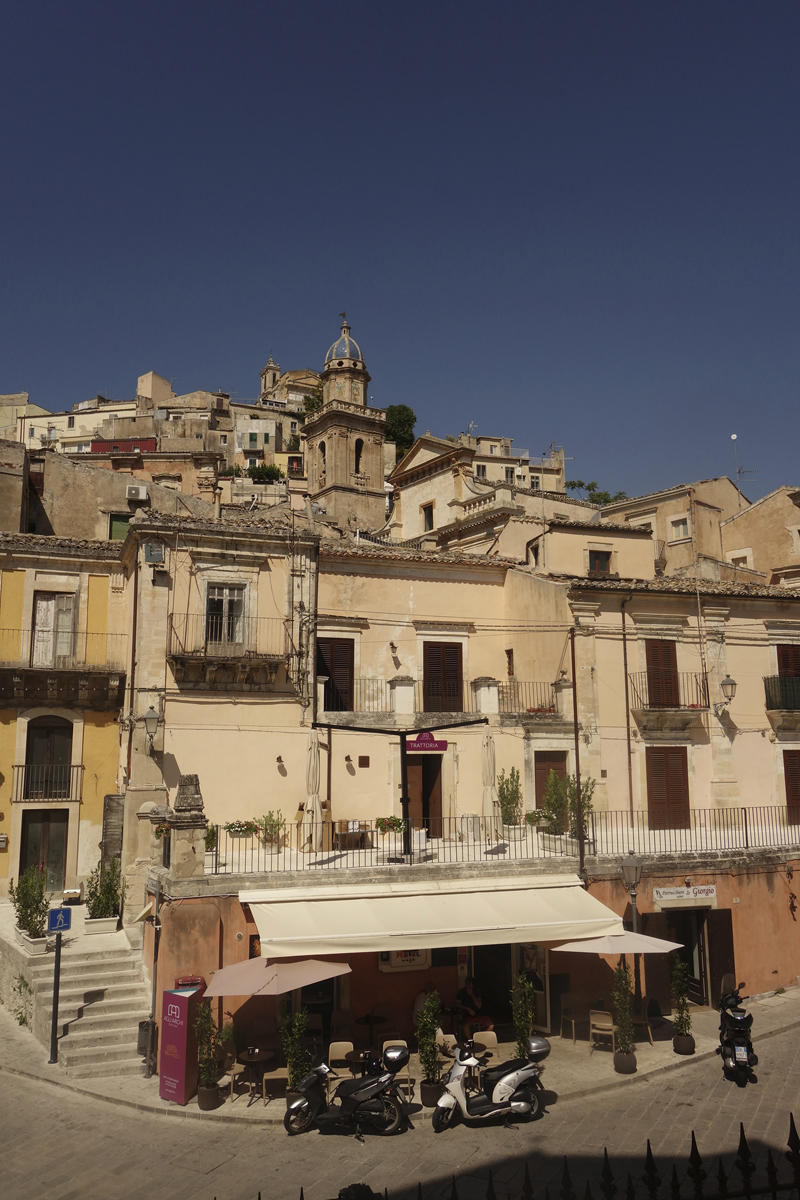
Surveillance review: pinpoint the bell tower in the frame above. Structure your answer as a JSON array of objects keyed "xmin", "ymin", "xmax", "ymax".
[{"xmin": 303, "ymin": 316, "xmax": 387, "ymax": 530}]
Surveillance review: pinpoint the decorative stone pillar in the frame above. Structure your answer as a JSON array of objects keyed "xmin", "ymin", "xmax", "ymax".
[
  {"xmin": 471, "ymin": 677, "xmax": 499, "ymax": 715},
  {"xmin": 168, "ymin": 774, "xmax": 208, "ymax": 881},
  {"xmin": 389, "ymin": 675, "xmax": 416, "ymax": 714},
  {"xmin": 148, "ymin": 803, "xmax": 175, "ymax": 869},
  {"xmin": 552, "ymin": 671, "xmax": 573, "ymax": 716}
]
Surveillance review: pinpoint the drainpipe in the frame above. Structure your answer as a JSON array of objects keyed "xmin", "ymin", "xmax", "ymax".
[
  {"xmin": 570, "ymin": 626, "xmax": 585, "ymax": 874},
  {"xmin": 621, "ymin": 595, "xmax": 635, "ymax": 826},
  {"xmin": 145, "ymin": 878, "xmax": 161, "ymax": 1078},
  {"xmin": 126, "ymin": 550, "xmax": 140, "ymax": 784}
]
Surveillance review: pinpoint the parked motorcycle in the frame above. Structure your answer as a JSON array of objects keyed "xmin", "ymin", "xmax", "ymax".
[
  {"xmin": 284, "ymin": 1045, "xmax": 409, "ymax": 1136},
  {"xmin": 431, "ymin": 1035, "xmax": 550, "ymax": 1132},
  {"xmin": 717, "ymin": 974, "xmax": 757, "ymax": 1082}
]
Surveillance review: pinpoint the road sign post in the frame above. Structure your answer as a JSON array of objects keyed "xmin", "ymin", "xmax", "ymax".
[{"xmin": 47, "ymin": 907, "xmax": 71, "ymax": 1064}]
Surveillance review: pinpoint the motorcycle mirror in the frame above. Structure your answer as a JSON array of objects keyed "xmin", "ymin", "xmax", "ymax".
[{"xmin": 738, "ymin": 981, "xmax": 745, "ymax": 990}]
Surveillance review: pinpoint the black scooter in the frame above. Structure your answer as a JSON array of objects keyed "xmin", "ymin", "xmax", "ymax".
[
  {"xmin": 717, "ymin": 974, "xmax": 757, "ymax": 1083},
  {"xmin": 284, "ymin": 1045, "xmax": 409, "ymax": 1136}
]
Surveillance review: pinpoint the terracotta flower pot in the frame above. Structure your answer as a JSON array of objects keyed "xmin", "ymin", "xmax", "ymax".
[
  {"xmin": 613, "ymin": 1050, "xmax": 637, "ymax": 1075},
  {"xmin": 420, "ymin": 1081, "xmax": 444, "ymax": 1107},
  {"xmin": 197, "ymin": 1085, "xmax": 220, "ymax": 1111},
  {"xmin": 673, "ymin": 1034, "xmax": 695, "ymax": 1055}
]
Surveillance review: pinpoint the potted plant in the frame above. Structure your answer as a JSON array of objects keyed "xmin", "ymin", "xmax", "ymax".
[
  {"xmin": 612, "ymin": 961, "xmax": 637, "ymax": 1074},
  {"xmin": 498, "ymin": 767, "xmax": 526, "ymax": 841},
  {"xmin": 537, "ymin": 771, "xmax": 596, "ymax": 852},
  {"xmin": 511, "ymin": 972, "xmax": 536, "ymax": 1058},
  {"xmin": 84, "ymin": 858, "xmax": 125, "ymax": 934},
  {"xmin": 256, "ymin": 810, "xmax": 285, "ymax": 849},
  {"xmin": 194, "ymin": 999, "xmax": 221, "ymax": 1110},
  {"xmin": 10, "ymin": 865, "xmax": 50, "ymax": 955},
  {"xmin": 224, "ymin": 819, "xmax": 259, "ymax": 839},
  {"xmin": 280, "ymin": 1009, "xmax": 312, "ymax": 1108},
  {"xmin": 671, "ymin": 956, "xmax": 695, "ymax": 1054},
  {"xmin": 417, "ymin": 987, "xmax": 443, "ymax": 1106},
  {"xmin": 376, "ymin": 815, "xmax": 404, "ymax": 858}
]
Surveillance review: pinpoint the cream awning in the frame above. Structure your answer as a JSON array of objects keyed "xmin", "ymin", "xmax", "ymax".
[{"xmin": 241, "ymin": 874, "xmax": 624, "ymax": 958}]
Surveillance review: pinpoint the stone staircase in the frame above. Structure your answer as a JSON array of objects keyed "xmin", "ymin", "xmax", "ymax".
[{"xmin": 29, "ymin": 946, "xmax": 150, "ymax": 1078}]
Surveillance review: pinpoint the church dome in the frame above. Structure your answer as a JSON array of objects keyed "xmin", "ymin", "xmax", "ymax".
[{"xmin": 325, "ymin": 317, "xmax": 363, "ymax": 365}]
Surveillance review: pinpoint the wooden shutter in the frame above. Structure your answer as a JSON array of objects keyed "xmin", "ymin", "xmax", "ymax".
[
  {"xmin": 777, "ymin": 645, "xmax": 800, "ymax": 676},
  {"xmin": 534, "ymin": 751, "xmax": 568, "ymax": 808},
  {"xmin": 423, "ymin": 642, "xmax": 463, "ymax": 712},
  {"xmin": 646, "ymin": 745, "xmax": 690, "ymax": 830},
  {"xmin": 645, "ymin": 639, "xmax": 679, "ymax": 707},
  {"xmin": 316, "ymin": 638, "xmax": 354, "ymax": 712},
  {"xmin": 706, "ymin": 910, "xmax": 736, "ymax": 1008},
  {"xmin": 784, "ymin": 750, "xmax": 800, "ymax": 821}
]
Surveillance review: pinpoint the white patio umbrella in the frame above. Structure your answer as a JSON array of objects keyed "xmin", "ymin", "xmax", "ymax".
[
  {"xmin": 481, "ymin": 731, "xmax": 499, "ymax": 820},
  {"xmin": 552, "ymin": 930, "xmax": 683, "ymax": 955},
  {"xmin": 204, "ymin": 957, "xmax": 351, "ymax": 998},
  {"xmin": 301, "ymin": 729, "xmax": 323, "ymax": 851}
]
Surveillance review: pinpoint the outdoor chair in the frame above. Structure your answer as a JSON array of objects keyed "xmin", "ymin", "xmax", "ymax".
[
  {"xmin": 327, "ymin": 1040, "xmax": 355, "ymax": 1096},
  {"xmin": 221, "ymin": 1038, "xmax": 250, "ymax": 1100},
  {"xmin": 435, "ymin": 1029, "xmax": 457, "ymax": 1059},
  {"xmin": 560, "ymin": 992, "xmax": 586, "ymax": 1045},
  {"xmin": 589, "ymin": 1010, "xmax": 617, "ymax": 1054},
  {"xmin": 382, "ymin": 1039, "xmax": 414, "ymax": 1102},
  {"xmin": 632, "ymin": 995, "xmax": 654, "ymax": 1046}
]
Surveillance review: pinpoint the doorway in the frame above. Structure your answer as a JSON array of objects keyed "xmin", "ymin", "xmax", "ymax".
[
  {"xmin": 472, "ymin": 943, "xmax": 513, "ymax": 1026},
  {"xmin": 406, "ymin": 754, "xmax": 443, "ymax": 836},
  {"xmin": 20, "ymin": 809, "xmax": 69, "ymax": 891},
  {"xmin": 24, "ymin": 716, "xmax": 73, "ymax": 799},
  {"xmin": 667, "ymin": 909, "xmax": 708, "ymax": 1005}
]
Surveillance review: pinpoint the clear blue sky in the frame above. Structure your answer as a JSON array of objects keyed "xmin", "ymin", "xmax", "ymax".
[{"xmin": 2, "ymin": 2, "xmax": 798, "ymax": 501}]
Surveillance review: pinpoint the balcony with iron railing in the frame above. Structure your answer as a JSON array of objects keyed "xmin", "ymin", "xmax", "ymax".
[
  {"xmin": 0, "ymin": 629, "xmax": 127, "ymax": 672},
  {"xmin": 628, "ymin": 669, "xmax": 709, "ymax": 711},
  {"xmin": 764, "ymin": 676, "xmax": 800, "ymax": 711},
  {"xmin": 497, "ymin": 681, "xmax": 557, "ymax": 714},
  {"xmin": 12, "ymin": 764, "xmax": 84, "ymax": 803},
  {"xmin": 319, "ymin": 677, "xmax": 561, "ymax": 718},
  {"xmin": 168, "ymin": 614, "xmax": 288, "ymax": 661},
  {"xmin": 321, "ymin": 677, "xmax": 392, "ymax": 714}
]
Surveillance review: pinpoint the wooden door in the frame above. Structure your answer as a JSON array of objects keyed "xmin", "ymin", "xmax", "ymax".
[
  {"xmin": 20, "ymin": 809, "xmax": 69, "ymax": 891},
  {"xmin": 645, "ymin": 639, "xmax": 679, "ymax": 707},
  {"xmin": 534, "ymin": 751, "xmax": 568, "ymax": 808},
  {"xmin": 646, "ymin": 745, "xmax": 690, "ymax": 830},
  {"xmin": 25, "ymin": 717, "xmax": 73, "ymax": 799},
  {"xmin": 316, "ymin": 638, "xmax": 354, "ymax": 712},
  {"xmin": 706, "ymin": 909, "xmax": 736, "ymax": 1006},
  {"xmin": 424, "ymin": 755, "xmax": 443, "ymax": 837},
  {"xmin": 423, "ymin": 642, "xmax": 463, "ymax": 712},
  {"xmin": 784, "ymin": 750, "xmax": 800, "ymax": 822},
  {"xmin": 406, "ymin": 758, "xmax": 424, "ymax": 828}
]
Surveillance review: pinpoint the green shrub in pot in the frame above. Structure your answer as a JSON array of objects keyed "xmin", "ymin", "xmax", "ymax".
[
  {"xmin": 9, "ymin": 865, "xmax": 49, "ymax": 938},
  {"xmin": 85, "ymin": 858, "xmax": 126, "ymax": 920},
  {"xmin": 280, "ymin": 1009, "xmax": 312, "ymax": 1094}
]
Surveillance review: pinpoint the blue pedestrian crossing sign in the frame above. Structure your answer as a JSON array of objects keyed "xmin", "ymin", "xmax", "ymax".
[{"xmin": 48, "ymin": 907, "xmax": 71, "ymax": 934}]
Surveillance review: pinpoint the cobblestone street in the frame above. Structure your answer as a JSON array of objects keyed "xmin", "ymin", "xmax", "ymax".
[{"xmin": 3, "ymin": 1021, "xmax": 799, "ymax": 1200}]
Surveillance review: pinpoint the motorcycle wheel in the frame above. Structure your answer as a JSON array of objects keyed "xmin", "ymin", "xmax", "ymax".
[
  {"xmin": 523, "ymin": 1089, "xmax": 540, "ymax": 1120},
  {"xmin": 284, "ymin": 1101, "xmax": 315, "ymax": 1135},
  {"xmin": 432, "ymin": 1103, "xmax": 460, "ymax": 1133},
  {"xmin": 372, "ymin": 1095, "xmax": 403, "ymax": 1135}
]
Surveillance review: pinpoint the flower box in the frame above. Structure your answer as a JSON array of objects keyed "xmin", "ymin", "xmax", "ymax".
[
  {"xmin": 85, "ymin": 916, "xmax": 119, "ymax": 936},
  {"xmin": 14, "ymin": 926, "xmax": 48, "ymax": 955}
]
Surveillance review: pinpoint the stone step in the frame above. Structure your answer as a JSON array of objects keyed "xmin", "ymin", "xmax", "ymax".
[
  {"xmin": 64, "ymin": 1057, "xmax": 145, "ymax": 1080},
  {"xmin": 37, "ymin": 979, "xmax": 148, "ymax": 1006},
  {"xmin": 28, "ymin": 949, "xmax": 139, "ymax": 978},
  {"xmin": 62, "ymin": 1022, "xmax": 145, "ymax": 1049},
  {"xmin": 31, "ymin": 957, "xmax": 141, "ymax": 981},
  {"xmin": 60, "ymin": 1041, "xmax": 145, "ymax": 1067},
  {"xmin": 63, "ymin": 1008, "xmax": 150, "ymax": 1034},
  {"xmin": 34, "ymin": 966, "xmax": 143, "ymax": 993}
]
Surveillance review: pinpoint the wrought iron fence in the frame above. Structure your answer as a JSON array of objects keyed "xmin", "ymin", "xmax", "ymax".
[
  {"xmin": 765, "ymin": 675, "xmax": 800, "ymax": 711},
  {"xmin": 12, "ymin": 763, "xmax": 84, "ymax": 803},
  {"xmin": 413, "ymin": 680, "xmax": 478, "ymax": 714},
  {"xmin": 0, "ymin": 628, "xmax": 127, "ymax": 670},
  {"xmin": 203, "ymin": 805, "xmax": 800, "ymax": 875},
  {"xmin": 629, "ymin": 669, "xmax": 709, "ymax": 710},
  {"xmin": 168, "ymin": 614, "xmax": 287, "ymax": 660},
  {"xmin": 497, "ymin": 680, "xmax": 557, "ymax": 713},
  {"xmin": 322, "ymin": 678, "xmax": 392, "ymax": 713}
]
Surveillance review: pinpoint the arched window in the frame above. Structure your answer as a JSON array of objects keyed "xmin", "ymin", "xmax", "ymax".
[
  {"xmin": 319, "ymin": 441, "xmax": 326, "ymax": 476},
  {"xmin": 354, "ymin": 438, "xmax": 364, "ymax": 474}
]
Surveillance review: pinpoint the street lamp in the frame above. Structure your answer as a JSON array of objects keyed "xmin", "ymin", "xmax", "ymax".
[
  {"xmin": 714, "ymin": 674, "xmax": 737, "ymax": 716},
  {"xmin": 621, "ymin": 851, "xmax": 643, "ymax": 933},
  {"xmin": 143, "ymin": 706, "xmax": 159, "ymax": 755}
]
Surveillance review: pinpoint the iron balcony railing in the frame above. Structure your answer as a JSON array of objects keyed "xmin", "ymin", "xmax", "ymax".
[
  {"xmin": 414, "ymin": 680, "xmax": 477, "ymax": 714},
  {"xmin": 203, "ymin": 804, "xmax": 800, "ymax": 875},
  {"xmin": 168, "ymin": 614, "xmax": 288, "ymax": 661},
  {"xmin": 628, "ymin": 669, "xmax": 709, "ymax": 710},
  {"xmin": 764, "ymin": 675, "xmax": 800, "ymax": 710},
  {"xmin": 0, "ymin": 629, "xmax": 127, "ymax": 671},
  {"xmin": 497, "ymin": 681, "xmax": 557, "ymax": 713},
  {"xmin": 322, "ymin": 677, "xmax": 392, "ymax": 713},
  {"xmin": 12, "ymin": 764, "xmax": 84, "ymax": 803}
]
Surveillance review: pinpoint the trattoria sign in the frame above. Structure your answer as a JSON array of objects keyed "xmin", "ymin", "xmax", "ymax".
[
  {"xmin": 653, "ymin": 885, "xmax": 717, "ymax": 903},
  {"xmin": 406, "ymin": 732, "xmax": 448, "ymax": 752}
]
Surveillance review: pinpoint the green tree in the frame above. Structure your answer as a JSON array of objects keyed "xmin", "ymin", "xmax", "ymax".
[
  {"xmin": 538, "ymin": 770, "xmax": 594, "ymax": 838},
  {"xmin": 303, "ymin": 383, "xmax": 324, "ymax": 416},
  {"xmin": 613, "ymin": 961, "xmax": 635, "ymax": 1054},
  {"xmin": 280, "ymin": 1009, "xmax": 312, "ymax": 1091},
  {"xmin": 497, "ymin": 766, "xmax": 523, "ymax": 826},
  {"xmin": 385, "ymin": 404, "xmax": 417, "ymax": 461},
  {"xmin": 9, "ymin": 865, "xmax": 49, "ymax": 938},
  {"xmin": 416, "ymin": 988, "xmax": 442, "ymax": 1085},
  {"xmin": 565, "ymin": 480, "xmax": 628, "ymax": 506},
  {"xmin": 671, "ymin": 956, "xmax": 693, "ymax": 1038},
  {"xmin": 248, "ymin": 462, "xmax": 284, "ymax": 483},
  {"xmin": 194, "ymin": 1000, "xmax": 219, "ymax": 1089},
  {"xmin": 511, "ymin": 972, "xmax": 536, "ymax": 1058}
]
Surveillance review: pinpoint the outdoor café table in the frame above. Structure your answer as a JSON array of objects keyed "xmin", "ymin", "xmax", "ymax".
[
  {"xmin": 344, "ymin": 1049, "xmax": 379, "ymax": 1077},
  {"xmin": 238, "ymin": 1047, "xmax": 275, "ymax": 1086}
]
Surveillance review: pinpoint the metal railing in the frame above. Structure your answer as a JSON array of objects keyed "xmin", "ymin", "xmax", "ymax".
[
  {"xmin": 497, "ymin": 681, "xmax": 557, "ymax": 713},
  {"xmin": 764, "ymin": 675, "xmax": 800, "ymax": 710},
  {"xmin": 628, "ymin": 669, "xmax": 709, "ymax": 710},
  {"xmin": 12, "ymin": 764, "xmax": 84, "ymax": 803},
  {"xmin": 414, "ymin": 680, "xmax": 476, "ymax": 714},
  {"xmin": 0, "ymin": 629, "xmax": 127, "ymax": 671},
  {"xmin": 322, "ymin": 678, "xmax": 391, "ymax": 713},
  {"xmin": 168, "ymin": 614, "xmax": 288, "ymax": 660},
  {"xmin": 203, "ymin": 804, "xmax": 800, "ymax": 875}
]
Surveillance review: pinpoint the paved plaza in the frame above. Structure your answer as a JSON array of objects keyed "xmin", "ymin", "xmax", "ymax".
[{"xmin": 2, "ymin": 999, "xmax": 800, "ymax": 1200}]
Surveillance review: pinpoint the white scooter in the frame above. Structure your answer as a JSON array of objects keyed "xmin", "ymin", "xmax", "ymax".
[{"xmin": 431, "ymin": 1035, "xmax": 550, "ymax": 1132}]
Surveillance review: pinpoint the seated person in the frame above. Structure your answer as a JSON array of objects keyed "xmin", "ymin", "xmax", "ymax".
[{"xmin": 455, "ymin": 976, "xmax": 494, "ymax": 1034}]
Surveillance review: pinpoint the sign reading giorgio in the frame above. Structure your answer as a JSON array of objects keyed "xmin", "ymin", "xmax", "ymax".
[
  {"xmin": 406, "ymin": 731, "xmax": 448, "ymax": 752},
  {"xmin": 158, "ymin": 981, "xmax": 205, "ymax": 1105}
]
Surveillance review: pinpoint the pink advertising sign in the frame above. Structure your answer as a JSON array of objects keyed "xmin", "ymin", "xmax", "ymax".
[
  {"xmin": 406, "ymin": 731, "xmax": 448, "ymax": 752},
  {"xmin": 159, "ymin": 985, "xmax": 204, "ymax": 1105}
]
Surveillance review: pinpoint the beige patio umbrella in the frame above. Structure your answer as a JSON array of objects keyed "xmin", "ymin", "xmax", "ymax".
[
  {"xmin": 204, "ymin": 957, "xmax": 351, "ymax": 998},
  {"xmin": 552, "ymin": 931, "xmax": 683, "ymax": 954},
  {"xmin": 301, "ymin": 729, "xmax": 323, "ymax": 851},
  {"xmin": 481, "ymin": 731, "xmax": 500, "ymax": 824}
]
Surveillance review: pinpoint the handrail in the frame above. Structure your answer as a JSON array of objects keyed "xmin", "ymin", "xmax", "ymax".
[
  {"xmin": 12, "ymin": 764, "xmax": 84, "ymax": 803},
  {"xmin": 628, "ymin": 669, "xmax": 709, "ymax": 710},
  {"xmin": 0, "ymin": 629, "xmax": 127, "ymax": 671},
  {"xmin": 168, "ymin": 614, "xmax": 288, "ymax": 659},
  {"xmin": 764, "ymin": 675, "xmax": 800, "ymax": 711}
]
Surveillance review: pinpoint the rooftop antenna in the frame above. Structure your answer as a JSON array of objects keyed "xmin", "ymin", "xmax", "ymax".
[
  {"xmin": 730, "ymin": 434, "xmax": 758, "ymax": 508},
  {"xmin": 468, "ymin": 421, "xmax": 478, "ymax": 437}
]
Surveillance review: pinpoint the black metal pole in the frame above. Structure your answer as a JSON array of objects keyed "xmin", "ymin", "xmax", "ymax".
[
  {"xmin": 48, "ymin": 930, "xmax": 62, "ymax": 1064},
  {"xmin": 399, "ymin": 734, "xmax": 411, "ymax": 858},
  {"xmin": 570, "ymin": 627, "xmax": 585, "ymax": 874}
]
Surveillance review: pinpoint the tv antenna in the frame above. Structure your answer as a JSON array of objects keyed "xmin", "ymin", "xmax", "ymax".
[
  {"xmin": 468, "ymin": 421, "xmax": 478, "ymax": 437},
  {"xmin": 730, "ymin": 434, "xmax": 757, "ymax": 508}
]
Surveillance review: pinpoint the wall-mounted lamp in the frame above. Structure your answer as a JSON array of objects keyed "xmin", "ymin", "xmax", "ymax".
[
  {"xmin": 143, "ymin": 706, "xmax": 159, "ymax": 755},
  {"xmin": 389, "ymin": 642, "xmax": 398, "ymax": 654},
  {"xmin": 345, "ymin": 755, "xmax": 352, "ymax": 763},
  {"xmin": 276, "ymin": 756, "xmax": 284, "ymax": 765},
  {"xmin": 621, "ymin": 851, "xmax": 643, "ymax": 933},
  {"xmin": 714, "ymin": 674, "xmax": 737, "ymax": 716},
  {"xmin": 684, "ymin": 876, "xmax": 691, "ymax": 887}
]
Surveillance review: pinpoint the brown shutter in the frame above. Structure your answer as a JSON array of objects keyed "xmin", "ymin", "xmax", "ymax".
[
  {"xmin": 316, "ymin": 638, "xmax": 354, "ymax": 712},
  {"xmin": 777, "ymin": 645, "xmax": 800, "ymax": 676},
  {"xmin": 534, "ymin": 751, "xmax": 568, "ymax": 808},
  {"xmin": 784, "ymin": 750, "xmax": 800, "ymax": 818},
  {"xmin": 423, "ymin": 643, "xmax": 463, "ymax": 712},
  {"xmin": 645, "ymin": 639, "xmax": 679, "ymax": 707},
  {"xmin": 646, "ymin": 745, "xmax": 690, "ymax": 830}
]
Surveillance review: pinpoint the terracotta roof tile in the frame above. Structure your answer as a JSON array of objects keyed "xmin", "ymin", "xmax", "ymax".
[{"xmin": 555, "ymin": 573, "xmax": 800, "ymax": 601}]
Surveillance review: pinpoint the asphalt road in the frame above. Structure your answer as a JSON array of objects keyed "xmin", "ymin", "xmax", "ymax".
[{"xmin": 3, "ymin": 1025, "xmax": 799, "ymax": 1200}]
